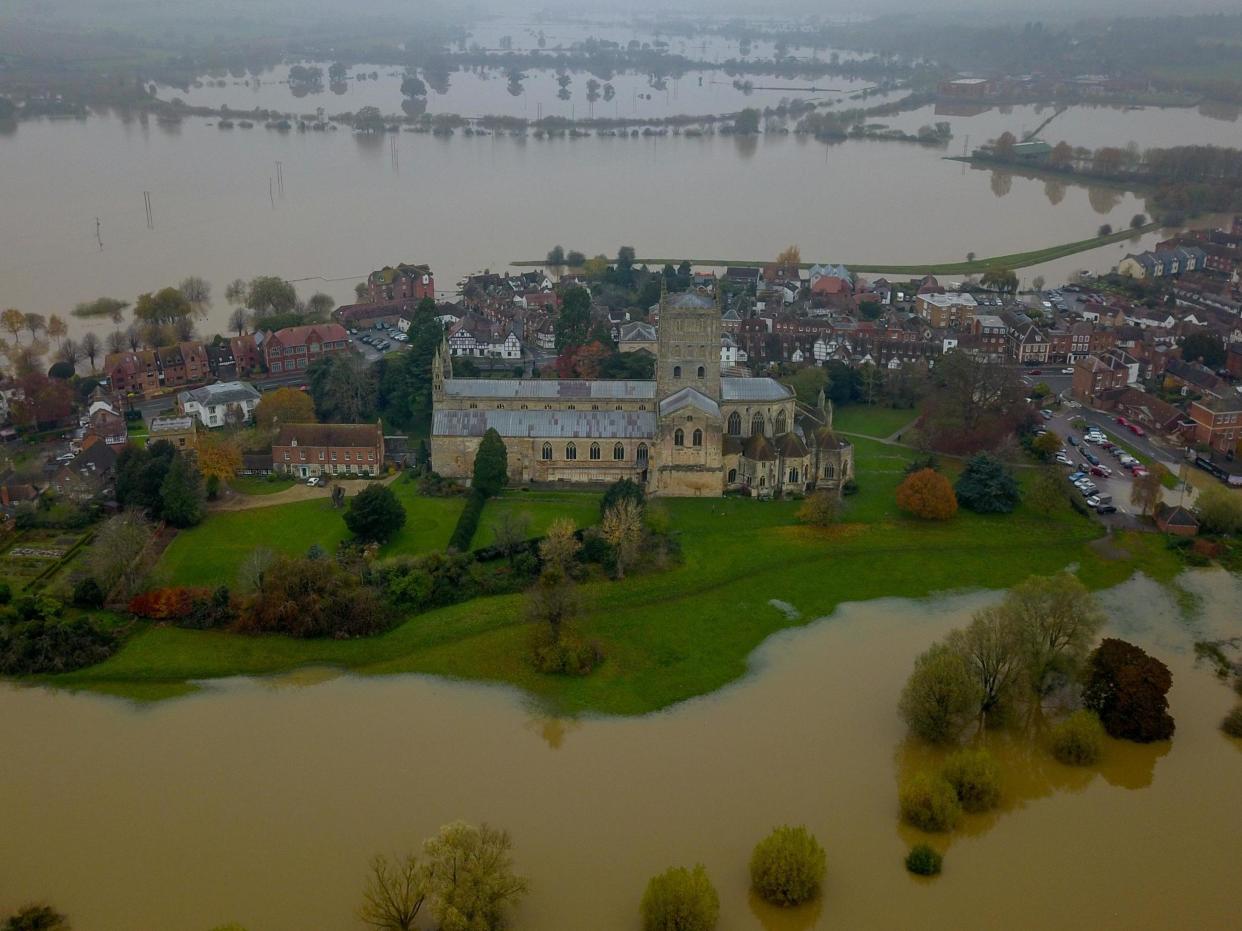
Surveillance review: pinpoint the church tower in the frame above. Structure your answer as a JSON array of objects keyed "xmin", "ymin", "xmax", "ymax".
[
  {"xmin": 432, "ymin": 336, "xmax": 452, "ymax": 399},
  {"xmin": 655, "ymin": 286, "xmax": 721, "ymax": 400}
]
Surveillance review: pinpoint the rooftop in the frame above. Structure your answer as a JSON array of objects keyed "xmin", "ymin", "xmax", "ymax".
[
  {"xmin": 179, "ymin": 381, "xmax": 261, "ymax": 406},
  {"xmin": 443, "ymin": 378, "xmax": 656, "ymax": 400},
  {"xmin": 433, "ymin": 409, "xmax": 655, "ymax": 440}
]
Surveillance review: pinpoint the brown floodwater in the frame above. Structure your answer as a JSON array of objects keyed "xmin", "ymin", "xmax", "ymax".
[
  {"xmin": 0, "ymin": 113, "xmax": 1170, "ymax": 344},
  {"xmin": 2, "ymin": 570, "xmax": 1239, "ymax": 930}
]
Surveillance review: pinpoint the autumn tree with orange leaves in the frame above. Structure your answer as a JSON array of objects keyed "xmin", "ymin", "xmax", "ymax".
[{"xmin": 896, "ymin": 468, "xmax": 958, "ymax": 521}]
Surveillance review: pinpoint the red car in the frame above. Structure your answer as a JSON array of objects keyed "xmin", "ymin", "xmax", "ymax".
[
  {"xmin": 1028, "ymin": 369, "xmax": 1043, "ymax": 375},
  {"xmin": 1129, "ymin": 424, "xmax": 1145, "ymax": 437},
  {"xmin": 1116, "ymin": 415, "xmax": 1129, "ymax": 427}
]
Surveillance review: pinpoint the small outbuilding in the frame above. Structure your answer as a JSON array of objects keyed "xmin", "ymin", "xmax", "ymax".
[{"xmin": 1155, "ymin": 503, "xmax": 1199, "ymax": 537}]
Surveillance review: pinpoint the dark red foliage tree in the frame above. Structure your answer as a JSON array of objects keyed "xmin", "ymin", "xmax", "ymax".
[{"xmin": 1082, "ymin": 638, "xmax": 1175, "ymax": 743}]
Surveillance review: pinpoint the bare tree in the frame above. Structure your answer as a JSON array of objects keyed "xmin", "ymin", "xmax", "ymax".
[
  {"xmin": 87, "ymin": 511, "xmax": 152, "ymax": 598},
  {"xmin": 125, "ymin": 324, "xmax": 142, "ymax": 351},
  {"xmin": 228, "ymin": 307, "xmax": 250, "ymax": 336},
  {"xmin": 173, "ymin": 316, "xmax": 196, "ymax": 342},
  {"xmin": 359, "ymin": 853, "xmax": 426, "ymax": 931},
  {"xmin": 47, "ymin": 314, "xmax": 68, "ymax": 347},
  {"xmin": 224, "ymin": 277, "xmax": 248, "ymax": 306},
  {"xmin": 56, "ymin": 337, "xmax": 82, "ymax": 368},
  {"xmin": 106, "ymin": 329, "xmax": 128, "ymax": 353},
  {"xmin": 490, "ymin": 510, "xmax": 532, "ymax": 562},
  {"xmin": 23, "ymin": 311, "xmax": 46, "ymax": 341},
  {"xmin": 80, "ymin": 331, "xmax": 101, "ymax": 370},
  {"xmin": 179, "ymin": 275, "xmax": 212, "ymax": 312},
  {"xmin": 237, "ymin": 546, "xmax": 275, "ymax": 593}
]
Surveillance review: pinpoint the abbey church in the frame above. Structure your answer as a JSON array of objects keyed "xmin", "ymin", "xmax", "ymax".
[{"xmin": 430, "ymin": 288, "xmax": 853, "ymax": 497}]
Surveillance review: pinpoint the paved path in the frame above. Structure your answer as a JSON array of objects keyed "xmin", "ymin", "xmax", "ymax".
[{"xmin": 210, "ymin": 474, "xmax": 400, "ymax": 511}]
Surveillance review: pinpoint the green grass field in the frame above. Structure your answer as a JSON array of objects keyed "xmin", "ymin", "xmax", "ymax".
[
  {"xmin": 472, "ymin": 490, "xmax": 602, "ymax": 548},
  {"xmin": 154, "ymin": 479, "xmax": 463, "ymax": 588},
  {"xmin": 226, "ymin": 475, "xmax": 297, "ymax": 496},
  {"xmin": 832, "ymin": 405, "xmax": 919, "ymax": 440},
  {"xmin": 57, "ymin": 442, "xmax": 1184, "ymax": 714}
]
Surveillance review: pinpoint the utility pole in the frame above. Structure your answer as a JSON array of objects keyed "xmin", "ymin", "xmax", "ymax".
[
  {"xmin": 95, "ymin": 217, "xmax": 103, "ymax": 250},
  {"xmin": 274, "ymin": 160, "xmax": 285, "ymax": 196},
  {"xmin": 269, "ymin": 177, "xmax": 275, "ymax": 209},
  {"xmin": 143, "ymin": 191, "xmax": 153, "ymax": 229}
]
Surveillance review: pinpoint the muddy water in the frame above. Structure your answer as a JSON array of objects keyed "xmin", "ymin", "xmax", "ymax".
[
  {"xmin": 0, "ymin": 114, "xmax": 1153, "ymax": 342},
  {"xmin": 2, "ymin": 571, "xmax": 1239, "ymax": 930}
]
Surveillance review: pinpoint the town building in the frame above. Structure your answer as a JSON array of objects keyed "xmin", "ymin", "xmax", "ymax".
[
  {"xmin": 1118, "ymin": 246, "xmax": 1208, "ymax": 280},
  {"xmin": 914, "ymin": 292, "xmax": 977, "ymax": 329},
  {"xmin": 430, "ymin": 288, "xmax": 853, "ymax": 497},
  {"xmin": 272, "ymin": 422, "xmax": 386, "ymax": 478},
  {"xmin": 1072, "ymin": 354, "xmax": 1130, "ymax": 404},
  {"xmin": 148, "ymin": 415, "xmax": 198, "ymax": 452},
  {"xmin": 104, "ymin": 350, "xmax": 161, "ymax": 396},
  {"xmin": 84, "ymin": 401, "xmax": 128, "ymax": 447},
  {"xmin": 1187, "ymin": 396, "xmax": 1242, "ymax": 455},
  {"xmin": 178, "ymin": 381, "xmax": 261, "ymax": 428},
  {"xmin": 263, "ymin": 323, "xmax": 350, "ymax": 375},
  {"xmin": 367, "ymin": 263, "xmax": 434, "ymax": 303}
]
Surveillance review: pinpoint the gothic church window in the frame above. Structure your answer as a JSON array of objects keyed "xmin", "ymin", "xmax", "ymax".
[
  {"xmin": 674, "ymin": 428, "xmax": 685, "ymax": 446},
  {"xmin": 590, "ymin": 443, "xmax": 601, "ymax": 460},
  {"xmin": 613, "ymin": 443, "xmax": 625, "ymax": 460},
  {"xmin": 542, "ymin": 443, "xmax": 552, "ymax": 461},
  {"xmin": 692, "ymin": 429, "xmax": 703, "ymax": 447},
  {"xmin": 775, "ymin": 411, "xmax": 787, "ymax": 434},
  {"xmin": 728, "ymin": 412, "xmax": 741, "ymax": 435},
  {"xmin": 566, "ymin": 443, "xmax": 577, "ymax": 460}
]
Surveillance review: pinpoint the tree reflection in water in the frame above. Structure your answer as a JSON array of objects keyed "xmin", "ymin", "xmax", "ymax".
[
  {"xmin": 1088, "ymin": 185, "xmax": 1123, "ymax": 214},
  {"xmin": 989, "ymin": 170, "xmax": 1012, "ymax": 198},
  {"xmin": 748, "ymin": 887, "xmax": 823, "ymax": 931},
  {"xmin": 1044, "ymin": 178, "xmax": 1066, "ymax": 206}
]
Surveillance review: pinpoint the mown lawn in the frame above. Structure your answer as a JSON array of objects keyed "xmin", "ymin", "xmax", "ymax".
[
  {"xmin": 226, "ymin": 475, "xmax": 297, "ymax": 495},
  {"xmin": 832, "ymin": 404, "xmax": 919, "ymax": 440},
  {"xmin": 59, "ymin": 443, "xmax": 1184, "ymax": 714},
  {"xmin": 472, "ymin": 490, "xmax": 602, "ymax": 548},
  {"xmin": 154, "ymin": 478, "xmax": 463, "ymax": 587}
]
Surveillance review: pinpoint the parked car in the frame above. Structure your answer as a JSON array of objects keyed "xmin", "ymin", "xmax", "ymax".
[
  {"xmin": 1061, "ymin": 368, "xmax": 1074, "ymax": 374},
  {"xmin": 1084, "ymin": 453, "xmax": 1100, "ymax": 466},
  {"xmin": 1129, "ymin": 424, "xmax": 1145, "ymax": 437},
  {"xmin": 1096, "ymin": 504, "xmax": 1118, "ymax": 514},
  {"xmin": 1056, "ymin": 454, "xmax": 1073, "ymax": 466},
  {"xmin": 1029, "ymin": 369, "xmax": 1043, "ymax": 375},
  {"xmin": 1079, "ymin": 484, "xmax": 1098, "ymax": 496},
  {"xmin": 1040, "ymin": 409, "xmax": 1053, "ymax": 420},
  {"xmin": 1068, "ymin": 471, "xmax": 1087, "ymax": 482},
  {"xmin": 1067, "ymin": 435, "xmax": 1078, "ymax": 446},
  {"xmin": 1116, "ymin": 416, "xmax": 1129, "ymax": 427},
  {"xmin": 307, "ymin": 476, "xmax": 320, "ymax": 487},
  {"xmin": 1086, "ymin": 495, "xmax": 1102, "ymax": 508},
  {"xmin": 1090, "ymin": 465, "xmax": 1111, "ymax": 477}
]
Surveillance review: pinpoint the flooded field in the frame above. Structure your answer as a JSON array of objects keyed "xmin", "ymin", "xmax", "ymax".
[
  {"xmin": 1, "ymin": 571, "xmax": 1238, "ymax": 930},
  {"xmin": 0, "ymin": 114, "xmax": 1156, "ymax": 341}
]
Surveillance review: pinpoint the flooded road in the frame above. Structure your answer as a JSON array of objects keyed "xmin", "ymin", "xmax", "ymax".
[
  {"xmin": 0, "ymin": 114, "xmax": 1155, "ymax": 341},
  {"xmin": 1, "ymin": 571, "xmax": 1238, "ymax": 930}
]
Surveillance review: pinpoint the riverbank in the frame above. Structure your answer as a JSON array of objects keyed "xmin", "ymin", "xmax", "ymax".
[
  {"xmin": 50, "ymin": 437, "xmax": 1188, "ymax": 713},
  {"xmin": 512, "ymin": 224, "xmax": 1160, "ymax": 277}
]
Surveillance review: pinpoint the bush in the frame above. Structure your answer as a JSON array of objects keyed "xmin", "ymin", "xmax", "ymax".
[
  {"xmin": 71, "ymin": 577, "xmax": 106, "ymax": 609},
  {"xmin": 344, "ymin": 483, "xmax": 407, "ymax": 543},
  {"xmin": 1050, "ymin": 710, "xmax": 1106, "ymax": 765},
  {"xmin": 1082, "ymin": 638, "xmax": 1175, "ymax": 742},
  {"xmin": 601, "ymin": 477, "xmax": 645, "ymax": 516},
  {"xmin": 899, "ymin": 643, "xmax": 980, "ymax": 744},
  {"xmin": 954, "ymin": 453, "xmax": 1020, "ymax": 514},
  {"xmin": 235, "ymin": 556, "xmax": 390, "ymax": 638},
  {"xmin": 0, "ymin": 617, "xmax": 118, "ymax": 675},
  {"xmin": 749, "ymin": 825, "xmax": 826, "ymax": 906},
  {"xmin": 896, "ymin": 469, "xmax": 958, "ymax": 520},
  {"xmin": 640, "ymin": 864, "xmax": 719, "ymax": 931},
  {"xmin": 448, "ymin": 490, "xmax": 487, "ymax": 552},
  {"xmin": 127, "ymin": 586, "xmax": 210, "ymax": 621},
  {"xmin": 531, "ymin": 625, "xmax": 602, "ymax": 676},
  {"xmin": 904, "ymin": 843, "xmax": 943, "ymax": 876},
  {"xmin": 1221, "ymin": 706, "xmax": 1242, "ymax": 738},
  {"xmin": 899, "ymin": 772, "xmax": 962, "ymax": 832},
  {"xmin": 841, "ymin": 477, "xmax": 859, "ymax": 496},
  {"xmin": 940, "ymin": 748, "xmax": 1001, "ymax": 812}
]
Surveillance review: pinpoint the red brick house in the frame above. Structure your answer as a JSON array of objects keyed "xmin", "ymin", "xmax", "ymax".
[
  {"xmin": 1188, "ymin": 396, "xmax": 1242, "ymax": 454},
  {"xmin": 105, "ymin": 351, "xmax": 160, "ymax": 395},
  {"xmin": 230, "ymin": 334, "xmax": 265, "ymax": 378},
  {"xmin": 271, "ymin": 422, "xmax": 385, "ymax": 478},
  {"xmin": 1155, "ymin": 504, "xmax": 1199, "ymax": 537},
  {"xmin": 263, "ymin": 324, "xmax": 350, "ymax": 375},
  {"xmin": 155, "ymin": 341, "xmax": 210, "ymax": 388},
  {"xmin": 368, "ymin": 263, "xmax": 434, "ymax": 303},
  {"xmin": 1072, "ymin": 354, "xmax": 1129, "ymax": 404}
]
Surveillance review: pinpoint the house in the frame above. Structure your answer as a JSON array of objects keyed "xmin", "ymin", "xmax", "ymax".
[
  {"xmin": 148, "ymin": 415, "xmax": 198, "ymax": 452},
  {"xmin": 914, "ymin": 292, "xmax": 977, "ymax": 329},
  {"xmin": 263, "ymin": 323, "xmax": 350, "ymax": 374},
  {"xmin": 446, "ymin": 316, "xmax": 522, "ymax": 360},
  {"xmin": 239, "ymin": 451, "xmax": 273, "ymax": 476},
  {"xmin": 1164, "ymin": 358, "xmax": 1230, "ymax": 399},
  {"xmin": 104, "ymin": 350, "xmax": 160, "ymax": 396},
  {"xmin": 1011, "ymin": 325, "xmax": 1051, "ymax": 363},
  {"xmin": 49, "ymin": 438, "xmax": 117, "ymax": 501},
  {"xmin": 334, "ymin": 301, "xmax": 408, "ymax": 330},
  {"xmin": 85, "ymin": 401, "xmax": 128, "ymax": 447},
  {"xmin": 968, "ymin": 315, "xmax": 1008, "ymax": 362},
  {"xmin": 1095, "ymin": 387, "xmax": 1184, "ymax": 435},
  {"xmin": 1119, "ymin": 247, "xmax": 1208, "ymax": 280},
  {"xmin": 618, "ymin": 321, "xmax": 658, "ymax": 354},
  {"xmin": 230, "ymin": 334, "xmax": 266, "ymax": 378},
  {"xmin": 1187, "ymin": 395, "xmax": 1242, "ymax": 454},
  {"xmin": 178, "ymin": 381, "xmax": 261, "ymax": 428},
  {"xmin": 1155, "ymin": 504, "xmax": 1199, "ymax": 537},
  {"xmin": 368, "ymin": 263, "xmax": 434, "ymax": 303},
  {"xmin": 724, "ymin": 266, "xmax": 762, "ymax": 291},
  {"xmin": 271, "ymin": 422, "xmax": 385, "ymax": 478},
  {"xmin": 155, "ymin": 341, "xmax": 210, "ymax": 388},
  {"xmin": 1072, "ymin": 354, "xmax": 1130, "ymax": 404}
]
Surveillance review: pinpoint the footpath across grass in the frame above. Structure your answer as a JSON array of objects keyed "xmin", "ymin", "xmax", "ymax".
[
  {"xmin": 832, "ymin": 405, "xmax": 919, "ymax": 440},
  {"xmin": 59, "ymin": 445, "xmax": 1184, "ymax": 714}
]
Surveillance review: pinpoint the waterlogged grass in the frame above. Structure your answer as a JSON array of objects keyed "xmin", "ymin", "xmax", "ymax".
[
  {"xmin": 57, "ymin": 440, "xmax": 1184, "ymax": 714},
  {"xmin": 154, "ymin": 478, "xmax": 463, "ymax": 587}
]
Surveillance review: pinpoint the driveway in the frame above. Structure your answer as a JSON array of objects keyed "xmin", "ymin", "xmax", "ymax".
[{"xmin": 211, "ymin": 473, "xmax": 399, "ymax": 511}]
